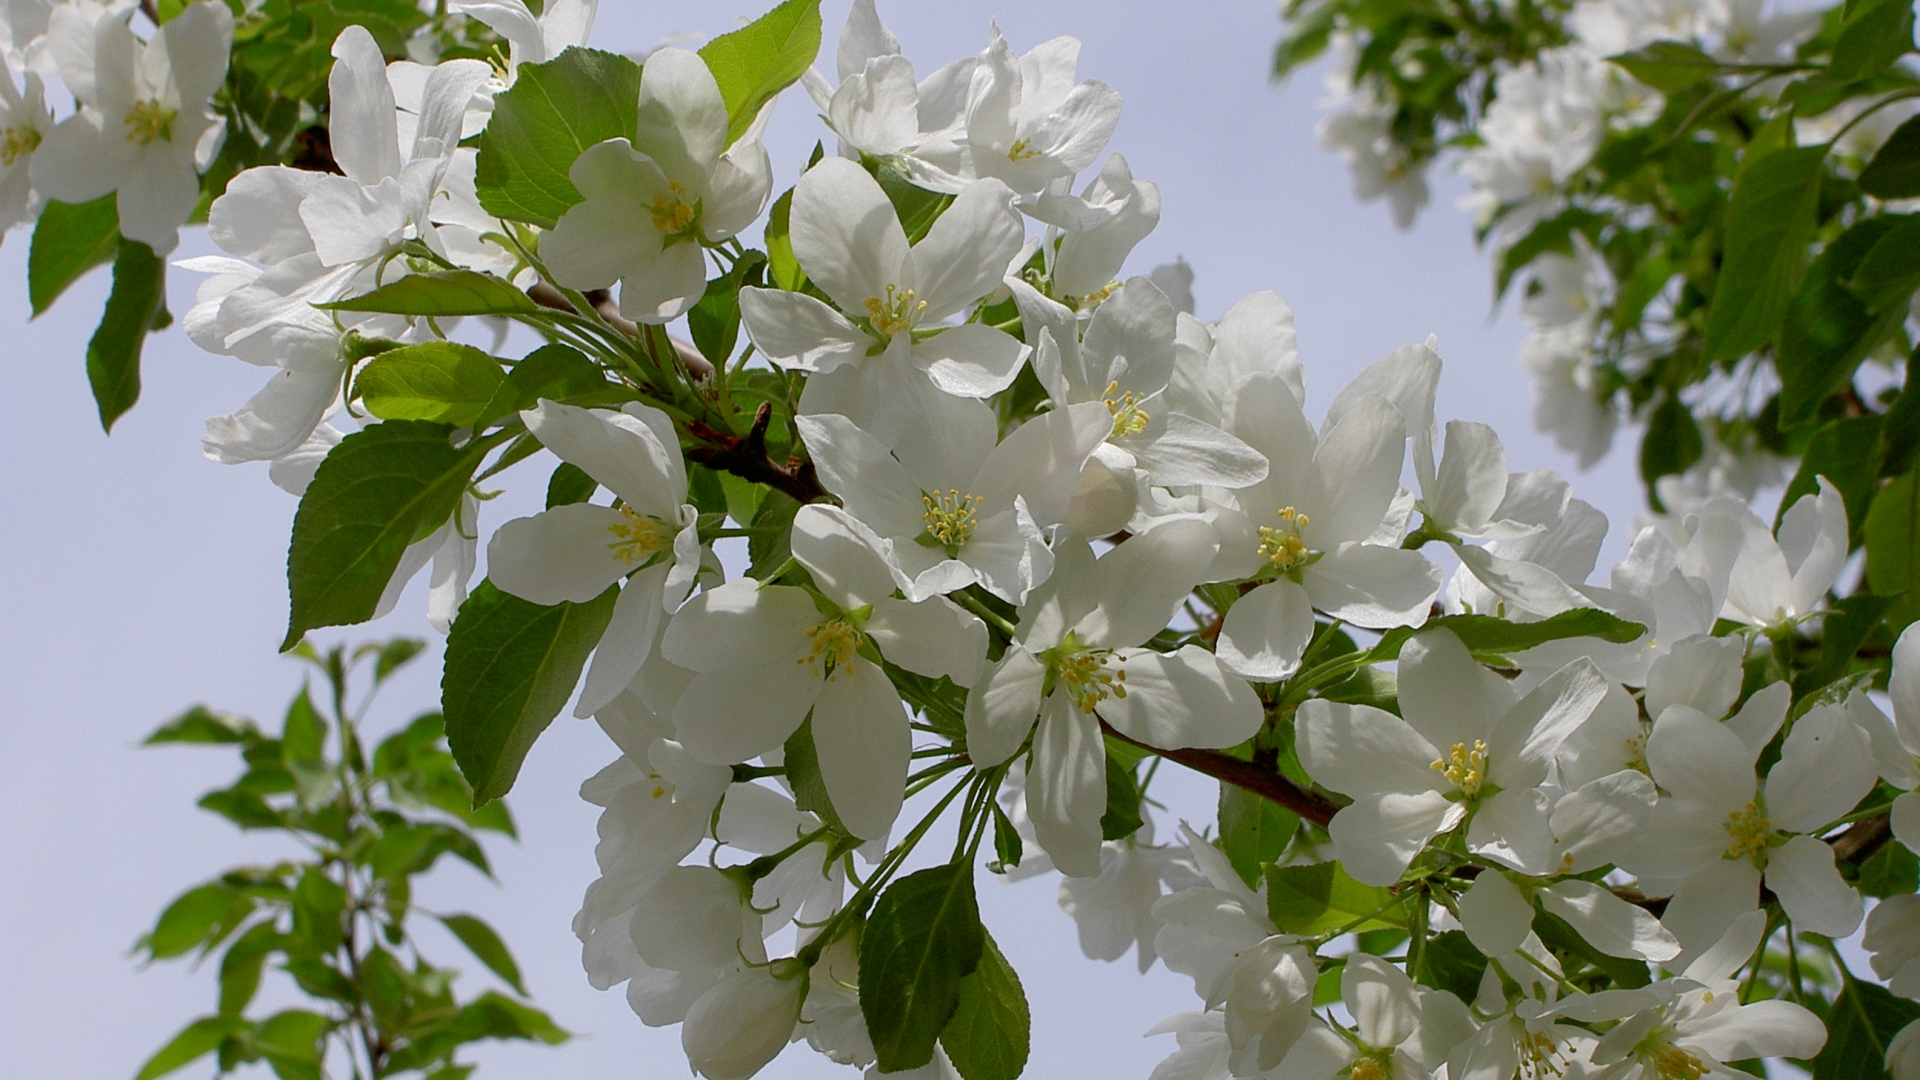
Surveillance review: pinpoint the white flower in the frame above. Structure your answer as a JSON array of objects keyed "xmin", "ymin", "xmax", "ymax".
[
  {"xmin": 1163, "ymin": 292, "xmax": 1305, "ymax": 431},
  {"xmin": 1522, "ymin": 326, "xmax": 1616, "ymax": 470},
  {"xmin": 375, "ymin": 490, "xmax": 478, "ymax": 634},
  {"xmin": 965, "ymin": 528, "xmax": 1261, "ymax": 875},
  {"xmin": 800, "ymin": 0, "xmax": 974, "ymax": 190},
  {"xmin": 542, "ymin": 47, "xmax": 773, "ymax": 323},
  {"xmin": 660, "ymin": 504, "xmax": 985, "ymax": 840},
  {"xmin": 797, "ymin": 401, "xmax": 1110, "ymax": 604},
  {"xmin": 1057, "ymin": 818, "xmax": 1195, "ymax": 973},
  {"xmin": 1036, "ymin": 152, "xmax": 1162, "ymax": 301},
  {"xmin": 1458, "ymin": 867, "xmax": 1678, "ymax": 966},
  {"xmin": 964, "ymin": 25, "xmax": 1121, "ymax": 199},
  {"xmin": 30, "ymin": 0, "xmax": 231, "ymax": 252},
  {"xmin": 740, "ymin": 157, "xmax": 1029, "ymax": 429},
  {"xmin": 0, "ymin": 53, "xmax": 51, "ymax": 235},
  {"xmin": 1297, "ymin": 628, "xmax": 1609, "ymax": 885},
  {"xmin": 1274, "ymin": 954, "xmax": 1474, "ymax": 1080},
  {"xmin": 449, "ymin": 0, "xmax": 594, "ymax": 72},
  {"xmin": 1862, "ymin": 623, "xmax": 1920, "ymax": 852},
  {"xmin": 1511, "ymin": 525, "xmax": 1719, "ymax": 688},
  {"xmin": 1317, "ymin": 79, "xmax": 1430, "ymax": 230},
  {"xmin": 1210, "ymin": 373, "xmax": 1443, "ymax": 681},
  {"xmin": 1681, "ymin": 478, "xmax": 1848, "ymax": 633},
  {"xmin": 1617, "ymin": 695, "xmax": 1877, "ymax": 955},
  {"xmin": 682, "ymin": 961, "xmax": 806, "ymax": 1080},
  {"xmin": 1866, "ymin": 893, "xmax": 1920, "ymax": 1001}
]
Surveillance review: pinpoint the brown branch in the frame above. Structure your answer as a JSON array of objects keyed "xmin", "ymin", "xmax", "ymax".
[
  {"xmin": 687, "ymin": 402, "xmax": 826, "ymax": 505},
  {"xmin": 1100, "ymin": 720, "xmax": 1340, "ymax": 827}
]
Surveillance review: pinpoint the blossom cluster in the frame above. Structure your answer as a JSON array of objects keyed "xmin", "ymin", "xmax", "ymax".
[{"xmin": 11, "ymin": 1, "xmax": 1918, "ymax": 1079}]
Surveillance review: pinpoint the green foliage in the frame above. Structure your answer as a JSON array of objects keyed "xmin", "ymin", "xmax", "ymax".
[
  {"xmin": 785, "ymin": 716, "xmax": 851, "ymax": 835},
  {"xmin": 355, "ymin": 343, "xmax": 509, "ymax": 426},
  {"xmin": 134, "ymin": 641, "xmax": 559, "ymax": 1080},
  {"xmin": 697, "ymin": 0, "xmax": 824, "ymax": 145},
  {"xmin": 320, "ymin": 271, "xmax": 541, "ymax": 318},
  {"xmin": 1367, "ymin": 608, "xmax": 1645, "ymax": 664},
  {"xmin": 1703, "ymin": 146, "xmax": 1827, "ymax": 362},
  {"xmin": 28, "ymin": 195, "xmax": 120, "ymax": 316},
  {"xmin": 85, "ymin": 240, "xmax": 166, "ymax": 432},
  {"xmin": 441, "ymin": 579, "xmax": 619, "ymax": 804},
  {"xmin": 1867, "ymin": 468, "xmax": 1920, "ymax": 631},
  {"xmin": 1100, "ymin": 753, "xmax": 1146, "ymax": 841},
  {"xmin": 474, "ymin": 47, "xmax": 643, "ymax": 228},
  {"xmin": 1860, "ymin": 115, "xmax": 1920, "ymax": 198},
  {"xmin": 1265, "ymin": 862, "xmax": 1402, "ymax": 936},
  {"xmin": 1815, "ymin": 980, "xmax": 1920, "ymax": 1080},
  {"xmin": 939, "ymin": 931, "xmax": 1031, "ymax": 1080},
  {"xmin": 1220, "ymin": 782, "xmax": 1299, "ymax": 887},
  {"xmin": 861, "ymin": 861, "xmax": 986, "ymax": 1073},
  {"xmin": 1608, "ymin": 42, "xmax": 1722, "ymax": 93}
]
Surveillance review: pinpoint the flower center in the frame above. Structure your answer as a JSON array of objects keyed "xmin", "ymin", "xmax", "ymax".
[
  {"xmin": 1653, "ymin": 1047, "xmax": 1705, "ymax": 1080},
  {"xmin": 800, "ymin": 618, "xmax": 861, "ymax": 680},
  {"xmin": 1056, "ymin": 648, "xmax": 1126, "ymax": 713},
  {"xmin": 1007, "ymin": 137, "xmax": 1040, "ymax": 162},
  {"xmin": 606, "ymin": 506, "xmax": 676, "ymax": 565},
  {"xmin": 0, "ymin": 125, "xmax": 39, "ymax": 166},
  {"xmin": 922, "ymin": 489, "xmax": 984, "ymax": 553},
  {"xmin": 124, "ymin": 99, "xmax": 175, "ymax": 145},
  {"xmin": 1432, "ymin": 740, "xmax": 1488, "ymax": 798},
  {"xmin": 1073, "ymin": 281, "xmax": 1120, "ymax": 309},
  {"xmin": 1722, "ymin": 800, "xmax": 1771, "ymax": 860},
  {"xmin": 1104, "ymin": 381, "xmax": 1151, "ymax": 438},
  {"xmin": 1258, "ymin": 506, "xmax": 1313, "ymax": 573},
  {"xmin": 1520, "ymin": 1031, "xmax": 1565, "ymax": 1080},
  {"xmin": 864, "ymin": 284, "xmax": 924, "ymax": 337},
  {"xmin": 1624, "ymin": 729, "xmax": 1650, "ymax": 775},
  {"xmin": 647, "ymin": 181, "xmax": 697, "ymax": 236},
  {"xmin": 1351, "ymin": 1056, "xmax": 1389, "ymax": 1080}
]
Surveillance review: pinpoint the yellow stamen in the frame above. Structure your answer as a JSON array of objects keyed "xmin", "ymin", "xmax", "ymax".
[
  {"xmin": 1722, "ymin": 800, "xmax": 1771, "ymax": 860},
  {"xmin": 1103, "ymin": 380, "xmax": 1151, "ymax": 439},
  {"xmin": 799, "ymin": 618, "xmax": 861, "ymax": 680},
  {"xmin": 1432, "ymin": 739, "xmax": 1488, "ymax": 798},
  {"xmin": 1625, "ymin": 730, "xmax": 1650, "ymax": 775},
  {"xmin": 1073, "ymin": 281, "xmax": 1121, "ymax": 309},
  {"xmin": 864, "ymin": 284, "xmax": 925, "ymax": 337},
  {"xmin": 1520, "ymin": 1031, "xmax": 1565, "ymax": 1080},
  {"xmin": 1007, "ymin": 137, "xmax": 1040, "ymax": 162},
  {"xmin": 647, "ymin": 181, "xmax": 697, "ymax": 235},
  {"xmin": 922, "ymin": 489, "xmax": 984, "ymax": 551},
  {"xmin": 0, "ymin": 125, "xmax": 39, "ymax": 166},
  {"xmin": 124, "ymin": 99, "xmax": 175, "ymax": 145},
  {"xmin": 1057, "ymin": 649, "xmax": 1126, "ymax": 713},
  {"xmin": 1653, "ymin": 1047, "xmax": 1705, "ymax": 1080},
  {"xmin": 1257, "ymin": 506, "xmax": 1313, "ymax": 573},
  {"xmin": 606, "ymin": 506, "xmax": 675, "ymax": 565},
  {"xmin": 1351, "ymin": 1058, "xmax": 1388, "ymax": 1080}
]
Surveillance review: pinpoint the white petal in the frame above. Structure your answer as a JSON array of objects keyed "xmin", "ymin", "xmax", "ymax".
[
  {"xmin": 577, "ymin": 565, "xmax": 669, "ymax": 717},
  {"xmin": 1646, "ymin": 706, "xmax": 1755, "ymax": 810},
  {"xmin": 1328, "ymin": 791, "xmax": 1464, "ymax": 887},
  {"xmin": 1296, "ymin": 700, "xmax": 1444, "ymax": 799},
  {"xmin": 1215, "ymin": 578, "xmax": 1316, "ymax": 682},
  {"xmin": 631, "ymin": 865, "xmax": 747, "ymax": 972},
  {"xmin": 1396, "ymin": 628, "xmax": 1516, "ymax": 759},
  {"xmin": 1097, "ymin": 646, "xmax": 1262, "ymax": 750},
  {"xmin": 1540, "ymin": 880, "xmax": 1679, "ymax": 962},
  {"xmin": 1660, "ymin": 860, "xmax": 1762, "ymax": 962},
  {"xmin": 914, "ymin": 323, "xmax": 1029, "ymax": 397},
  {"xmin": 866, "ymin": 596, "xmax": 987, "ymax": 688},
  {"xmin": 487, "ymin": 503, "xmax": 631, "ymax": 604},
  {"xmin": 1896, "ymin": 624, "xmax": 1920, "ymax": 752},
  {"xmin": 1077, "ymin": 518, "xmax": 1218, "ymax": 648},
  {"xmin": 812, "ymin": 658, "xmax": 910, "ymax": 840},
  {"xmin": 1895, "ymin": 791, "xmax": 1920, "ymax": 855},
  {"xmin": 791, "ymin": 156, "xmax": 908, "ymax": 315},
  {"xmin": 974, "ymin": 401, "xmax": 1112, "ymax": 529},
  {"xmin": 1767, "ymin": 702, "xmax": 1878, "ymax": 833},
  {"xmin": 792, "ymin": 503, "xmax": 898, "ymax": 610},
  {"xmin": 614, "ymin": 235, "xmax": 709, "ymax": 325},
  {"xmin": 1301, "ymin": 543, "xmax": 1444, "ymax": 629},
  {"xmin": 672, "ymin": 662, "xmax": 821, "ymax": 764},
  {"xmin": 660, "ymin": 579, "xmax": 818, "ymax": 671},
  {"xmin": 1344, "ymin": 952, "xmax": 1421, "ymax": 1050},
  {"xmin": 1466, "ymin": 788, "xmax": 1556, "ymax": 875},
  {"xmin": 327, "ymin": 26, "xmax": 401, "ymax": 183},
  {"xmin": 1767, "ymin": 832, "xmax": 1862, "ymax": 938},
  {"xmin": 738, "ymin": 287, "xmax": 872, "ymax": 373},
  {"xmin": 1127, "ymin": 411, "xmax": 1269, "ymax": 489},
  {"xmin": 964, "ymin": 647, "xmax": 1047, "ymax": 768},
  {"xmin": 1030, "ymin": 691, "xmax": 1107, "ymax": 878},
  {"xmin": 202, "ymin": 367, "xmax": 341, "ymax": 464},
  {"xmin": 1452, "ymin": 544, "xmax": 1590, "ymax": 619},
  {"xmin": 1676, "ymin": 998, "xmax": 1827, "ymax": 1064},
  {"xmin": 522, "ymin": 399, "xmax": 683, "ymax": 518},
  {"xmin": 1549, "ymin": 770, "xmax": 1656, "ymax": 874},
  {"xmin": 1723, "ymin": 680, "xmax": 1790, "ymax": 760},
  {"xmin": 1645, "ymin": 635, "xmax": 1745, "ymax": 721},
  {"xmin": 1308, "ymin": 392, "xmax": 1408, "ymax": 546},
  {"xmin": 631, "ymin": 48, "xmax": 728, "ymax": 179},
  {"xmin": 1458, "ymin": 871, "xmax": 1533, "ymax": 956},
  {"xmin": 1427, "ymin": 421, "xmax": 1508, "ymax": 533},
  {"xmin": 910, "ymin": 177, "xmax": 1023, "ymax": 321},
  {"xmin": 1780, "ymin": 476, "xmax": 1849, "ymax": 617}
]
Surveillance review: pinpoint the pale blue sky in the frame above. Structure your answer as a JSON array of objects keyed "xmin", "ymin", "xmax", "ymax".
[{"xmin": 0, "ymin": 2, "xmax": 1651, "ymax": 1078}]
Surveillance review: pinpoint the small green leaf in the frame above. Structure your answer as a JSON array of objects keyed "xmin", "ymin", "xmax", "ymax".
[
  {"xmin": 1777, "ymin": 416, "xmax": 1883, "ymax": 540},
  {"xmin": 449, "ymin": 991, "xmax": 571, "ymax": 1044},
  {"xmin": 784, "ymin": 716, "xmax": 849, "ymax": 834},
  {"xmin": 545, "ymin": 461, "xmax": 597, "ymax": 507},
  {"xmin": 1703, "ymin": 145, "xmax": 1828, "ymax": 361},
  {"xmin": 1883, "ymin": 368, "xmax": 1920, "ymax": 477},
  {"xmin": 474, "ymin": 47, "xmax": 642, "ymax": 227},
  {"xmin": 1220, "ymin": 783, "xmax": 1300, "ymax": 888},
  {"xmin": 442, "ymin": 579, "xmax": 619, "ymax": 804},
  {"xmin": 1814, "ymin": 980, "xmax": 1920, "ymax": 1080},
  {"xmin": 688, "ymin": 252, "xmax": 767, "ymax": 367},
  {"xmin": 1368, "ymin": 608, "xmax": 1646, "ymax": 664},
  {"xmin": 1851, "ymin": 215, "xmax": 1920, "ymax": 316},
  {"xmin": 474, "ymin": 343, "xmax": 612, "ymax": 430},
  {"xmin": 142, "ymin": 883, "xmax": 253, "ymax": 960},
  {"xmin": 939, "ymin": 931, "xmax": 1030, "ymax": 1080},
  {"xmin": 1859, "ymin": 837, "xmax": 1920, "ymax": 898},
  {"xmin": 698, "ymin": 0, "xmax": 823, "ymax": 145},
  {"xmin": 874, "ymin": 161, "xmax": 956, "ymax": 244},
  {"xmin": 145, "ymin": 705, "xmax": 254, "ymax": 745},
  {"xmin": 317, "ymin": 270, "xmax": 539, "ymax": 317},
  {"xmin": 250, "ymin": 1009, "xmax": 332, "ymax": 1079},
  {"xmin": 988, "ymin": 797, "xmax": 1024, "ymax": 872},
  {"xmin": 1862, "ymin": 115, "xmax": 1920, "ymax": 199},
  {"xmin": 87, "ymin": 239, "xmax": 165, "ymax": 431},
  {"xmin": 765, "ymin": 187, "xmax": 807, "ymax": 291},
  {"xmin": 1778, "ymin": 216, "xmax": 1908, "ymax": 426},
  {"xmin": 1415, "ymin": 931, "xmax": 1488, "ymax": 1001},
  {"xmin": 1265, "ymin": 862, "xmax": 1402, "ymax": 936},
  {"xmin": 1100, "ymin": 753, "xmax": 1144, "ymax": 841},
  {"xmin": 1607, "ymin": 41, "xmax": 1722, "ymax": 92},
  {"xmin": 1828, "ymin": 0, "xmax": 1915, "ymax": 85},
  {"xmin": 437, "ymin": 913, "xmax": 528, "ymax": 996},
  {"xmin": 1867, "ymin": 468, "xmax": 1920, "ymax": 631},
  {"xmin": 217, "ymin": 922, "xmax": 280, "ymax": 1016},
  {"xmin": 28, "ymin": 194, "xmax": 119, "ymax": 316},
  {"xmin": 355, "ymin": 342, "xmax": 507, "ymax": 426},
  {"xmin": 135, "ymin": 1015, "xmax": 249, "ymax": 1080},
  {"xmin": 862, "ymin": 862, "xmax": 987, "ymax": 1073},
  {"xmin": 1641, "ymin": 394, "xmax": 1705, "ymax": 495},
  {"xmin": 282, "ymin": 421, "xmax": 492, "ymax": 650}
]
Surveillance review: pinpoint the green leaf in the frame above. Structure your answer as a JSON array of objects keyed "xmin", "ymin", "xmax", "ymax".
[
  {"xmin": 1220, "ymin": 783, "xmax": 1299, "ymax": 888},
  {"xmin": 1859, "ymin": 837, "xmax": 1920, "ymax": 898},
  {"xmin": 474, "ymin": 343, "xmax": 611, "ymax": 430},
  {"xmin": 442, "ymin": 579, "xmax": 619, "ymax": 804},
  {"xmin": 87, "ymin": 239, "xmax": 165, "ymax": 431},
  {"xmin": 688, "ymin": 252, "xmax": 767, "ymax": 367},
  {"xmin": 1641, "ymin": 394, "xmax": 1705, "ymax": 494},
  {"xmin": 1777, "ymin": 415, "xmax": 1883, "ymax": 540},
  {"xmin": 28, "ymin": 194, "xmax": 119, "ymax": 315},
  {"xmin": 1884, "ymin": 367, "xmax": 1920, "ymax": 477},
  {"xmin": 1607, "ymin": 41, "xmax": 1722, "ymax": 92},
  {"xmin": 1265, "ymin": 862, "xmax": 1402, "ymax": 936},
  {"xmin": 874, "ymin": 161, "xmax": 956, "ymax": 244},
  {"xmin": 355, "ymin": 342, "xmax": 507, "ymax": 426},
  {"xmin": 318, "ymin": 270, "xmax": 539, "ymax": 317},
  {"xmin": 1867, "ymin": 468, "xmax": 1920, "ymax": 631},
  {"xmin": 1851, "ymin": 215, "xmax": 1920, "ymax": 316},
  {"xmin": 145, "ymin": 705, "xmax": 254, "ymax": 745},
  {"xmin": 1779, "ymin": 216, "xmax": 1908, "ymax": 426},
  {"xmin": 1416, "ymin": 930, "xmax": 1488, "ymax": 1001},
  {"xmin": 367, "ymin": 637, "xmax": 427, "ymax": 684},
  {"xmin": 1815, "ymin": 980, "xmax": 1920, "ymax": 1080},
  {"xmin": 939, "ymin": 931, "xmax": 1030, "ymax": 1080},
  {"xmin": 861, "ymin": 862, "xmax": 987, "ymax": 1073},
  {"xmin": 988, "ymin": 797, "xmax": 1024, "ymax": 873},
  {"xmin": 135, "ymin": 1015, "xmax": 249, "ymax": 1080},
  {"xmin": 784, "ymin": 716, "xmax": 849, "ymax": 834},
  {"xmin": 1368, "ymin": 608, "xmax": 1646, "ymax": 664},
  {"xmin": 251, "ymin": 1009, "xmax": 331, "ymax": 1080},
  {"xmin": 765, "ymin": 187, "xmax": 807, "ymax": 291},
  {"xmin": 283, "ymin": 421, "xmax": 488, "ymax": 650},
  {"xmin": 474, "ymin": 46, "xmax": 641, "ymax": 227},
  {"xmin": 1495, "ymin": 207, "xmax": 1606, "ymax": 299},
  {"xmin": 1703, "ymin": 146, "xmax": 1828, "ymax": 361},
  {"xmin": 1828, "ymin": 0, "xmax": 1915, "ymax": 85},
  {"xmin": 1100, "ymin": 753, "xmax": 1144, "ymax": 841},
  {"xmin": 436, "ymin": 913, "xmax": 528, "ymax": 996},
  {"xmin": 142, "ymin": 883, "xmax": 252, "ymax": 960},
  {"xmin": 217, "ymin": 922, "xmax": 280, "ymax": 1016},
  {"xmin": 1862, "ymin": 116, "xmax": 1920, "ymax": 199},
  {"xmin": 545, "ymin": 461, "xmax": 597, "ymax": 507},
  {"xmin": 748, "ymin": 489, "xmax": 801, "ymax": 578},
  {"xmin": 449, "ymin": 991, "xmax": 571, "ymax": 1044},
  {"xmin": 698, "ymin": 0, "xmax": 822, "ymax": 145},
  {"xmin": 1798, "ymin": 591, "xmax": 1895, "ymax": 699}
]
